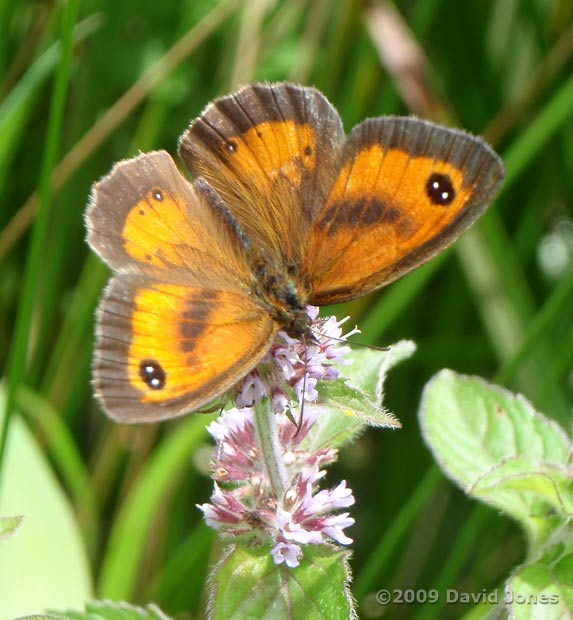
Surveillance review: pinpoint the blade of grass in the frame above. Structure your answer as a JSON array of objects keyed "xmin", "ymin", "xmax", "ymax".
[
  {"xmin": 0, "ymin": 14, "xmax": 101, "ymax": 195},
  {"xmin": 97, "ymin": 414, "xmax": 214, "ymax": 600},
  {"xmin": 537, "ymin": 314, "xmax": 573, "ymax": 413},
  {"xmin": 495, "ymin": 267, "xmax": 573, "ymax": 385},
  {"xmin": 417, "ymin": 505, "xmax": 492, "ymax": 620},
  {"xmin": 353, "ymin": 465, "xmax": 441, "ymax": 600},
  {"xmin": 458, "ymin": 78, "xmax": 573, "ymax": 416},
  {"xmin": 0, "ymin": 0, "xmax": 240, "ymax": 264},
  {"xmin": 41, "ymin": 257, "xmax": 107, "ymax": 411},
  {"xmin": 502, "ymin": 77, "xmax": 573, "ymax": 186},
  {"xmin": 483, "ymin": 26, "xmax": 573, "ymax": 145},
  {"xmin": 0, "ymin": 0, "xmax": 16, "ymax": 77},
  {"xmin": 0, "ymin": 0, "xmax": 80, "ymax": 486},
  {"xmin": 355, "ymin": 256, "xmax": 447, "ymax": 344},
  {"xmin": 147, "ymin": 521, "xmax": 214, "ymax": 603},
  {"xmin": 228, "ymin": 0, "xmax": 273, "ymax": 88},
  {"xmin": 287, "ymin": 0, "xmax": 330, "ymax": 84}
]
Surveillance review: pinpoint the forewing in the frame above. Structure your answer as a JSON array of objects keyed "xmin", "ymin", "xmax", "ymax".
[
  {"xmin": 307, "ymin": 117, "xmax": 505, "ymax": 304},
  {"xmin": 86, "ymin": 150, "xmax": 252, "ymax": 288},
  {"xmin": 178, "ymin": 82, "xmax": 344, "ymax": 266}
]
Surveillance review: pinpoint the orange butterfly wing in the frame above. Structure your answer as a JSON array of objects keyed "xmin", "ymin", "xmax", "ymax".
[
  {"xmin": 86, "ymin": 151, "xmax": 277, "ymax": 422},
  {"xmin": 178, "ymin": 84, "xmax": 504, "ymax": 308},
  {"xmin": 93, "ymin": 276, "xmax": 276, "ymax": 422},
  {"xmin": 178, "ymin": 82, "xmax": 343, "ymax": 268},
  {"xmin": 87, "ymin": 84, "xmax": 505, "ymax": 422},
  {"xmin": 87, "ymin": 150, "xmax": 254, "ymax": 283},
  {"xmin": 306, "ymin": 117, "xmax": 505, "ymax": 304}
]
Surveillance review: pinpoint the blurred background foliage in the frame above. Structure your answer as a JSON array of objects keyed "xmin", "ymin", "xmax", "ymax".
[{"xmin": 0, "ymin": 0, "xmax": 572, "ymax": 618}]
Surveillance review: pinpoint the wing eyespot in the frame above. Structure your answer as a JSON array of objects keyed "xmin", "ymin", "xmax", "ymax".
[
  {"xmin": 425, "ymin": 173, "xmax": 456, "ymax": 206},
  {"xmin": 224, "ymin": 139, "xmax": 238, "ymax": 153},
  {"xmin": 151, "ymin": 188, "xmax": 164, "ymax": 202},
  {"xmin": 139, "ymin": 359, "xmax": 166, "ymax": 390}
]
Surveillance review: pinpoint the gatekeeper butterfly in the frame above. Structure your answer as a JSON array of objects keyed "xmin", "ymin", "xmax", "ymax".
[{"xmin": 86, "ymin": 82, "xmax": 504, "ymax": 423}]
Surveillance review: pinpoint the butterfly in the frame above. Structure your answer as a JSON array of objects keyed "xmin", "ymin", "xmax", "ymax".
[{"xmin": 86, "ymin": 82, "xmax": 504, "ymax": 423}]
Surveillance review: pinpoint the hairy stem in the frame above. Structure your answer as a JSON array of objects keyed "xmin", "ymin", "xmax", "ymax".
[{"xmin": 254, "ymin": 399, "xmax": 287, "ymax": 502}]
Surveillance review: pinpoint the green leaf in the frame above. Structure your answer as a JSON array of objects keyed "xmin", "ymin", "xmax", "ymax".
[
  {"xmin": 472, "ymin": 458, "xmax": 573, "ymax": 517},
  {"xmin": 16, "ymin": 616, "xmax": 67, "ymax": 620},
  {"xmin": 507, "ymin": 555, "xmax": 573, "ymax": 619},
  {"xmin": 18, "ymin": 600, "xmax": 173, "ymax": 620},
  {"xmin": 317, "ymin": 378, "xmax": 400, "ymax": 430},
  {"xmin": 309, "ymin": 340, "xmax": 415, "ymax": 449},
  {"xmin": 0, "ymin": 514, "xmax": 23, "ymax": 541},
  {"xmin": 419, "ymin": 370, "xmax": 572, "ymax": 538},
  {"xmin": 343, "ymin": 340, "xmax": 416, "ymax": 401},
  {"xmin": 56, "ymin": 600, "xmax": 171, "ymax": 620},
  {"xmin": 207, "ymin": 544, "xmax": 354, "ymax": 620},
  {"xmin": 0, "ymin": 388, "xmax": 92, "ymax": 620}
]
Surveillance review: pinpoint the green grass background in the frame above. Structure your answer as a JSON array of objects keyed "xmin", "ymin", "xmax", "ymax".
[{"xmin": 0, "ymin": 0, "xmax": 572, "ymax": 618}]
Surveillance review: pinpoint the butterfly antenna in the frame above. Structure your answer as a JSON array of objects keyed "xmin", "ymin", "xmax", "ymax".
[
  {"xmin": 315, "ymin": 329, "xmax": 391, "ymax": 353},
  {"xmin": 292, "ymin": 335, "xmax": 309, "ymax": 439}
]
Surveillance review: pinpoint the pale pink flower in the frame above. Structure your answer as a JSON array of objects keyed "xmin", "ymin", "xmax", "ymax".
[
  {"xmin": 233, "ymin": 307, "xmax": 357, "ymax": 414},
  {"xmin": 198, "ymin": 307, "xmax": 358, "ymax": 568}
]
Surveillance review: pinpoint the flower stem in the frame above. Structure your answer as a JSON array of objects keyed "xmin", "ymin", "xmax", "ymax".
[{"xmin": 253, "ymin": 399, "xmax": 287, "ymax": 502}]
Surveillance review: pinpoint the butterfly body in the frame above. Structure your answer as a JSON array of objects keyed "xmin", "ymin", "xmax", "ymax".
[
  {"xmin": 194, "ymin": 175, "xmax": 312, "ymax": 339},
  {"xmin": 86, "ymin": 82, "xmax": 504, "ymax": 423},
  {"xmin": 253, "ymin": 268, "xmax": 310, "ymax": 340}
]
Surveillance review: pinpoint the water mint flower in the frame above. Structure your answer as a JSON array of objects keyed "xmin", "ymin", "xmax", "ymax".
[
  {"xmin": 198, "ymin": 406, "xmax": 355, "ymax": 567},
  {"xmin": 198, "ymin": 308, "xmax": 358, "ymax": 568},
  {"xmin": 233, "ymin": 307, "xmax": 359, "ymax": 414}
]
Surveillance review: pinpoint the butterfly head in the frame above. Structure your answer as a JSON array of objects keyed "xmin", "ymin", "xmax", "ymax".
[{"xmin": 248, "ymin": 252, "xmax": 313, "ymax": 340}]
